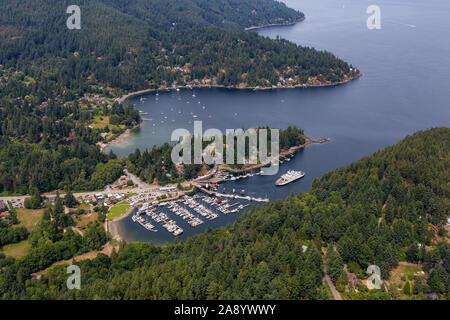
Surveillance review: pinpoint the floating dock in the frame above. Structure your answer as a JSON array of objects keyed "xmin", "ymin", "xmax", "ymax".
[{"xmin": 197, "ymin": 187, "xmax": 269, "ymax": 203}]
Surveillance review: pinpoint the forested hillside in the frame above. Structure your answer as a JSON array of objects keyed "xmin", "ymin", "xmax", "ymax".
[
  {"xmin": 0, "ymin": 0, "xmax": 355, "ymax": 95},
  {"xmin": 100, "ymin": 0, "xmax": 305, "ymax": 30},
  {"xmin": 1, "ymin": 128, "xmax": 447, "ymax": 300},
  {"xmin": 0, "ymin": 99, "xmax": 138, "ymax": 194}
]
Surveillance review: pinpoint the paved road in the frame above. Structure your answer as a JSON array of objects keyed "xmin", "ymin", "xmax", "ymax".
[
  {"xmin": 0, "ymin": 188, "xmax": 143, "ymax": 202},
  {"xmin": 0, "ymin": 167, "xmax": 205, "ymax": 204}
]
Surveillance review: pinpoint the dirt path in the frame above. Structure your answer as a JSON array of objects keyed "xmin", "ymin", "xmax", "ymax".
[
  {"xmin": 323, "ymin": 261, "xmax": 343, "ymax": 300},
  {"xmin": 36, "ymin": 242, "xmax": 119, "ymax": 275},
  {"xmin": 71, "ymin": 226, "xmax": 84, "ymax": 236}
]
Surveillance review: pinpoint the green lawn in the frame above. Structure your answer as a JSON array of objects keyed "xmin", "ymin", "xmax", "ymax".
[
  {"xmin": 1, "ymin": 240, "xmax": 31, "ymax": 258},
  {"xmin": 393, "ymin": 264, "xmax": 422, "ymax": 282},
  {"xmin": 108, "ymin": 201, "xmax": 130, "ymax": 220},
  {"xmin": 0, "ymin": 208, "xmax": 44, "ymax": 258},
  {"xmin": 76, "ymin": 211, "xmax": 99, "ymax": 228}
]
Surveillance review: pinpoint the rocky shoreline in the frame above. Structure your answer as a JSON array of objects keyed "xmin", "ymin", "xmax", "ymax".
[
  {"xmin": 219, "ymin": 136, "xmax": 330, "ymax": 174},
  {"xmin": 115, "ymin": 72, "xmax": 362, "ymax": 105}
]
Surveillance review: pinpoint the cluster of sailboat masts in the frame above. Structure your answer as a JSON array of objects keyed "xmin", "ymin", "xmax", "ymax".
[
  {"xmin": 131, "ymin": 195, "xmax": 250, "ymax": 236},
  {"xmin": 137, "ymin": 90, "xmax": 213, "ymax": 127},
  {"xmin": 133, "ymin": 203, "xmax": 183, "ymax": 236}
]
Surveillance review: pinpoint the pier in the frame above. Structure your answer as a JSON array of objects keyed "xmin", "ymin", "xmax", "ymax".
[{"xmin": 197, "ymin": 187, "xmax": 269, "ymax": 203}]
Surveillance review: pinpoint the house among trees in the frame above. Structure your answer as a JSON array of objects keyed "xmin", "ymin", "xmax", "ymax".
[
  {"xmin": 346, "ymin": 273, "xmax": 360, "ymax": 290},
  {"xmin": 0, "ymin": 211, "xmax": 10, "ymax": 220},
  {"xmin": 0, "ymin": 200, "xmax": 10, "ymax": 221},
  {"xmin": 118, "ymin": 175, "xmax": 128, "ymax": 186}
]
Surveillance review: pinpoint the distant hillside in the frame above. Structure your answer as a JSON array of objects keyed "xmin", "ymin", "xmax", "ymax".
[
  {"xmin": 0, "ymin": 0, "xmax": 355, "ymax": 99},
  {"xmin": 100, "ymin": 0, "xmax": 304, "ymax": 30}
]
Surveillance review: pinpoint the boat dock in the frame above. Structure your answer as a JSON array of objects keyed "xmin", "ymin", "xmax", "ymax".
[{"xmin": 197, "ymin": 187, "xmax": 269, "ymax": 203}]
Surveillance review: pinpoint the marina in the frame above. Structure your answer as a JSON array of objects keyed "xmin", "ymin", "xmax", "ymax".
[
  {"xmin": 129, "ymin": 193, "xmax": 252, "ymax": 238},
  {"xmin": 116, "ymin": 156, "xmax": 311, "ymax": 244},
  {"xmin": 133, "ymin": 205, "xmax": 184, "ymax": 236}
]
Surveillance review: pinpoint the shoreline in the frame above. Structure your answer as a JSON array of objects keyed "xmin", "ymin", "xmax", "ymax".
[
  {"xmin": 219, "ymin": 136, "xmax": 330, "ymax": 174},
  {"xmin": 108, "ymin": 206, "xmax": 135, "ymax": 242},
  {"xmin": 108, "ymin": 220, "xmax": 122, "ymax": 242},
  {"xmin": 98, "ymin": 123, "xmax": 140, "ymax": 153},
  {"xmin": 244, "ymin": 16, "xmax": 306, "ymax": 31},
  {"xmin": 115, "ymin": 72, "xmax": 362, "ymax": 105}
]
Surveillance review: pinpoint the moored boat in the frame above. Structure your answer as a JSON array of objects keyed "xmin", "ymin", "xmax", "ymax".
[{"xmin": 275, "ymin": 170, "xmax": 305, "ymax": 186}]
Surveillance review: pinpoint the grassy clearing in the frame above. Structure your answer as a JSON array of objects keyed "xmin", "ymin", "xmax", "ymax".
[
  {"xmin": 1, "ymin": 208, "xmax": 43, "ymax": 258},
  {"xmin": 108, "ymin": 201, "xmax": 130, "ymax": 220},
  {"xmin": 17, "ymin": 208, "xmax": 44, "ymax": 232},
  {"xmin": 386, "ymin": 263, "xmax": 424, "ymax": 299},
  {"xmin": 1, "ymin": 240, "xmax": 31, "ymax": 258},
  {"xmin": 78, "ymin": 203, "xmax": 91, "ymax": 211},
  {"xmin": 390, "ymin": 264, "xmax": 422, "ymax": 284},
  {"xmin": 90, "ymin": 115, "xmax": 125, "ymax": 132},
  {"xmin": 76, "ymin": 211, "xmax": 99, "ymax": 228},
  {"xmin": 90, "ymin": 115, "xmax": 110, "ymax": 129},
  {"xmin": 400, "ymin": 265, "xmax": 422, "ymax": 277}
]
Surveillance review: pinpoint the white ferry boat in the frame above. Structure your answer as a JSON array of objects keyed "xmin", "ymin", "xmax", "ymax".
[{"xmin": 275, "ymin": 170, "xmax": 305, "ymax": 186}]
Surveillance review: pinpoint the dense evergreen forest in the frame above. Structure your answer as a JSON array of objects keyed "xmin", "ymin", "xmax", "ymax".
[
  {"xmin": 100, "ymin": 0, "xmax": 305, "ymax": 30},
  {"xmin": 0, "ymin": 99, "xmax": 138, "ymax": 194},
  {"xmin": 0, "ymin": 0, "xmax": 356, "ymax": 95},
  {"xmin": 1, "ymin": 128, "xmax": 447, "ymax": 299}
]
